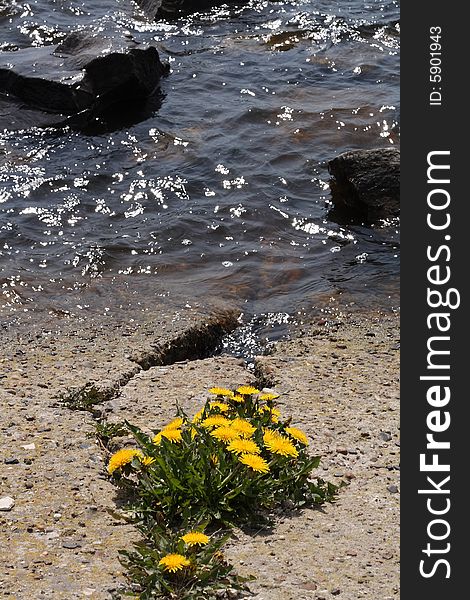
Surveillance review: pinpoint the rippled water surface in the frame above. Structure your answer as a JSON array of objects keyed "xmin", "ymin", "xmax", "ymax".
[{"xmin": 0, "ymin": 0, "xmax": 400, "ymax": 323}]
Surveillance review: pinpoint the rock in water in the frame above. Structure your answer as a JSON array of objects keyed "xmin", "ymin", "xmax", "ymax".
[
  {"xmin": 0, "ymin": 32, "xmax": 169, "ymax": 132},
  {"xmin": 328, "ymin": 148, "xmax": 400, "ymax": 222}
]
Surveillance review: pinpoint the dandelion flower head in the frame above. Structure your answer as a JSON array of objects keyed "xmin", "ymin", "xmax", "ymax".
[
  {"xmin": 238, "ymin": 453, "xmax": 270, "ymax": 473},
  {"xmin": 259, "ymin": 393, "xmax": 280, "ymax": 401},
  {"xmin": 161, "ymin": 428, "xmax": 182, "ymax": 443},
  {"xmin": 209, "ymin": 387, "xmax": 234, "ymax": 397},
  {"xmin": 211, "ymin": 426, "xmax": 241, "ymax": 443},
  {"xmin": 158, "ymin": 553, "xmax": 190, "ymax": 572},
  {"xmin": 227, "ymin": 438, "xmax": 261, "ymax": 455},
  {"xmin": 230, "ymin": 418, "xmax": 256, "ymax": 437},
  {"xmin": 202, "ymin": 415, "xmax": 231, "ymax": 429},
  {"xmin": 264, "ymin": 432, "xmax": 298, "ymax": 457},
  {"xmin": 108, "ymin": 448, "xmax": 142, "ymax": 474},
  {"xmin": 181, "ymin": 531, "xmax": 210, "ymax": 547},
  {"xmin": 285, "ymin": 426, "xmax": 309, "ymax": 445},
  {"xmin": 237, "ymin": 385, "xmax": 260, "ymax": 395}
]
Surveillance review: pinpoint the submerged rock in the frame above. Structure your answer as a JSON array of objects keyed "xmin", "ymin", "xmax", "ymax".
[
  {"xmin": 0, "ymin": 32, "xmax": 169, "ymax": 132},
  {"xmin": 328, "ymin": 148, "xmax": 400, "ymax": 222}
]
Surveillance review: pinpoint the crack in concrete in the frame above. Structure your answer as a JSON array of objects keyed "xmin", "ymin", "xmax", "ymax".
[{"xmin": 64, "ymin": 311, "xmax": 241, "ymax": 408}]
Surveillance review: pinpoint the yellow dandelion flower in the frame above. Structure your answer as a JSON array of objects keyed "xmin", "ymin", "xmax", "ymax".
[
  {"xmin": 263, "ymin": 428, "xmax": 281, "ymax": 441},
  {"xmin": 161, "ymin": 428, "xmax": 182, "ymax": 443},
  {"xmin": 201, "ymin": 415, "xmax": 231, "ymax": 429},
  {"xmin": 230, "ymin": 418, "xmax": 256, "ymax": 438},
  {"xmin": 237, "ymin": 385, "xmax": 260, "ymax": 395},
  {"xmin": 264, "ymin": 432, "xmax": 298, "ymax": 458},
  {"xmin": 190, "ymin": 426, "xmax": 198, "ymax": 440},
  {"xmin": 158, "ymin": 553, "xmax": 190, "ymax": 573},
  {"xmin": 263, "ymin": 429, "xmax": 282, "ymax": 444},
  {"xmin": 209, "ymin": 401, "xmax": 230, "ymax": 412},
  {"xmin": 153, "ymin": 432, "xmax": 162, "ymax": 445},
  {"xmin": 259, "ymin": 392, "xmax": 280, "ymax": 401},
  {"xmin": 227, "ymin": 438, "xmax": 261, "ymax": 455},
  {"xmin": 163, "ymin": 417, "xmax": 184, "ymax": 430},
  {"xmin": 231, "ymin": 394, "xmax": 245, "ymax": 403},
  {"xmin": 192, "ymin": 408, "xmax": 204, "ymax": 423},
  {"xmin": 108, "ymin": 448, "xmax": 143, "ymax": 474},
  {"xmin": 181, "ymin": 531, "xmax": 210, "ymax": 547},
  {"xmin": 285, "ymin": 426, "xmax": 309, "ymax": 445},
  {"xmin": 210, "ymin": 426, "xmax": 241, "ymax": 443},
  {"xmin": 139, "ymin": 455, "xmax": 156, "ymax": 467},
  {"xmin": 209, "ymin": 387, "xmax": 234, "ymax": 397},
  {"xmin": 238, "ymin": 453, "xmax": 270, "ymax": 473},
  {"xmin": 259, "ymin": 406, "xmax": 281, "ymax": 423}
]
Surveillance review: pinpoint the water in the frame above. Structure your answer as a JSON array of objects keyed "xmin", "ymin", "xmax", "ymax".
[{"xmin": 0, "ymin": 0, "xmax": 400, "ymax": 330}]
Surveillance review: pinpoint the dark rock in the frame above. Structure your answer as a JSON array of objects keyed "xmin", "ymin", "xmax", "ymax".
[
  {"xmin": 4, "ymin": 457, "xmax": 19, "ymax": 464},
  {"xmin": 328, "ymin": 148, "xmax": 400, "ymax": 222},
  {"xmin": 0, "ymin": 32, "xmax": 169, "ymax": 132},
  {"xmin": 387, "ymin": 485, "xmax": 399, "ymax": 494}
]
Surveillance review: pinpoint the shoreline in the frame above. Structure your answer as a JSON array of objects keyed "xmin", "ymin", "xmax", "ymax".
[{"xmin": 0, "ymin": 305, "xmax": 399, "ymax": 598}]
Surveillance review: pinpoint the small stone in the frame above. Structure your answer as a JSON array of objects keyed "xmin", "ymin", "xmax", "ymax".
[
  {"xmin": 21, "ymin": 443, "xmax": 36, "ymax": 450},
  {"xmin": 337, "ymin": 448, "xmax": 348, "ymax": 455},
  {"xmin": 62, "ymin": 540, "xmax": 81, "ymax": 549},
  {"xmin": 387, "ymin": 485, "xmax": 399, "ymax": 494},
  {"xmin": 4, "ymin": 457, "xmax": 19, "ymax": 464},
  {"xmin": 379, "ymin": 432, "xmax": 392, "ymax": 442},
  {"xmin": 0, "ymin": 496, "xmax": 15, "ymax": 511},
  {"xmin": 332, "ymin": 589, "xmax": 341, "ymax": 596},
  {"xmin": 300, "ymin": 582, "xmax": 317, "ymax": 591}
]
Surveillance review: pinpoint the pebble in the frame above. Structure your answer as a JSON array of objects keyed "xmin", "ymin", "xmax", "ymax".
[
  {"xmin": 379, "ymin": 432, "xmax": 392, "ymax": 442},
  {"xmin": 0, "ymin": 496, "xmax": 15, "ymax": 511},
  {"xmin": 21, "ymin": 443, "xmax": 36, "ymax": 450},
  {"xmin": 62, "ymin": 540, "xmax": 82, "ymax": 549},
  {"xmin": 387, "ymin": 485, "xmax": 399, "ymax": 494},
  {"xmin": 4, "ymin": 457, "xmax": 19, "ymax": 464},
  {"xmin": 300, "ymin": 582, "xmax": 317, "ymax": 590}
]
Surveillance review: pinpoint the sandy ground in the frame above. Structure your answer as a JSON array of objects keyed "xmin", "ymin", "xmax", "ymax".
[{"xmin": 0, "ymin": 307, "xmax": 399, "ymax": 599}]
